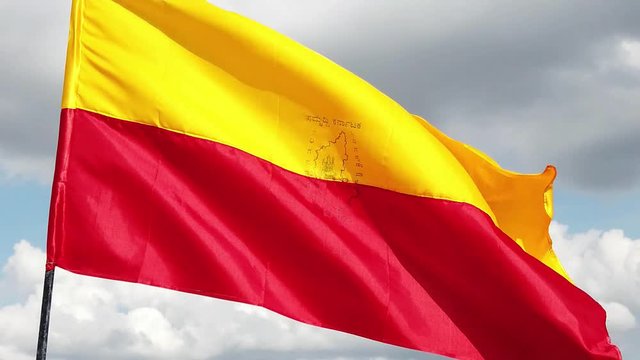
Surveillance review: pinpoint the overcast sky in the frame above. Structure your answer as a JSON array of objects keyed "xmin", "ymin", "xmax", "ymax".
[{"xmin": 0, "ymin": 1, "xmax": 638, "ymax": 359}]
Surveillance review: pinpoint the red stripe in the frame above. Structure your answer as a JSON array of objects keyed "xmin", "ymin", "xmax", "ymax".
[{"xmin": 48, "ymin": 108, "xmax": 619, "ymax": 360}]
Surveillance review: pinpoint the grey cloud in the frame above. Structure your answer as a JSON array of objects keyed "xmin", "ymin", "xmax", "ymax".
[
  {"xmin": 561, "ymin": 129, "xmax": 640, "ymax": 190},
  {"xmin": 221, "ymin": 0, "xmax": 640, "ymax": 191},
  {"xmin": 311, "ymin": 1, "xmax": 640, "ymax": 115},
  {"xmin": 3, "ymin": 0, "xmax": 640, "ymax": 190},
  {"xmin": 0, "ymin": 1, "xmax": 69, "ymax": 182}
]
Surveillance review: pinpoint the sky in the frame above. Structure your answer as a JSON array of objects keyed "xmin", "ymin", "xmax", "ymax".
[{"xmin": 0, "ymin": 0, "xmax": 639, "ymax": 359}]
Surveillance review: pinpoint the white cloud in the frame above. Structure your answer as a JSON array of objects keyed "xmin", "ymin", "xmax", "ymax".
[
  {"xmin": 0, "ymin": 345, "xmax": 32, "ymax": 360},
  {"xmin": 550, "ymin": 221, "xmax": 640, "ymax": 359},
  {"xmin": 0, "ymin": 240, "xmax": 435, "ymax": 360},
  {"xmin": 551, "ymin": 222, "xmax": 640, "ymax": 317},
  {"xmin": 2, "ymin": 240, "xmax": 46, "ymax": 294},
  {"xmin": 602, "ymin": 302, "xmax": 637, "ymax": 333},
  {"xmin": 126, "ymin": 307, "xmax": 185, "ymax": 355},
  {"xmin": 2, "ymin": 222, "xmax": 639, "ymax": 358},
  {"xmin": 1, "ymin": 229, "xmax": 638, "ymax": 359},
  {"xmin": 620, "ymin": 39, "xmax": 640, "ymax": 70}
]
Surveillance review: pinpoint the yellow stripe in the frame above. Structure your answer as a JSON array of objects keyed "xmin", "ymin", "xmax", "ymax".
[
  {"xmin": 418, "ymin": 117, "xmax": 569, "ymax": 279},
  {"xmin": 62, "ymin": 0, "xmax": 568, "ymax": 279}
]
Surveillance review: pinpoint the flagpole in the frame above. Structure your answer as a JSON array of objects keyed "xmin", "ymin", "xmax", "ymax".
[{"xmin": 36, "ymin": 268, "xmax": 55, "ymax": 360}]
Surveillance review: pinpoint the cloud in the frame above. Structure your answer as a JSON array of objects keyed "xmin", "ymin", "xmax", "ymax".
[
  {"xmin": 602, "ymin": 302, "xmax": 637, "ymax": 333},
  {"xmin": 550, "ymin": 222, "xmax": 640, "ymax": 357},
  {"xmin": 620, "ymin": 40, "xmax": 640, "ymax": 69},
  {"xmin": 215, "ymin": 1, "xmax": 640, "ymax": 191},
  {"xmin": 551, "ymin": 223, "xmax": 640, "ymax": 315},
  {"xmin": 0, "ymin": 240, "xmax": 439, "ymax": 360},
  {"xmin": 0, "ymin": 1, "xmax": 68, "ymax": 184},
  {"xmin": 0, "ymin": 345, "xmax": 32, "ymax": 360},
  {"xmin": 1, "ymin": 227, "xmax": 639, "ymax": 359},
  {"xmin": 2, "ymin": 1, "xmax": 640, "ymax": 190}
]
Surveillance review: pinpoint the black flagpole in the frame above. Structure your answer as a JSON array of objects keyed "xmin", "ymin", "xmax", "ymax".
[{"xmin": 36, "ymin": 268, "xmax": 55, "ymax": 360}]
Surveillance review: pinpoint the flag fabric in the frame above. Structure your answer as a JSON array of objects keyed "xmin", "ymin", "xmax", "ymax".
[{"xmin": 48, "ymin": 0, "xmax": 620, "ymax": 359}]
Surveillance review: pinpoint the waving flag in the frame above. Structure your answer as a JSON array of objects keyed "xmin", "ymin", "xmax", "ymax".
[{"xmin": 48, "ymin": 0, "xmax": 620, "ymax": 358}]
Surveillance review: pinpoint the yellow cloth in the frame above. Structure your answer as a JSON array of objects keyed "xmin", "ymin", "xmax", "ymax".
[{"xmin": 62, "ymin": 0, "xmax": 568, "ymax": 280}]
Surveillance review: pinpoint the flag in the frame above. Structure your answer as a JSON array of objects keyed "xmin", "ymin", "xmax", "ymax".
[{"xmin": 48, "ymin": 0, "xmax": 620, "ymax": 359}]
